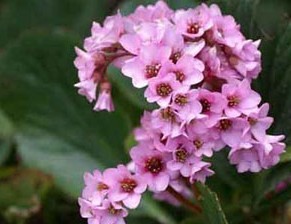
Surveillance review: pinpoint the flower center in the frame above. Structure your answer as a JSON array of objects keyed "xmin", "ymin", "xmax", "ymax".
[
  {"xmin": 120, "ymin": 178, "xmax": 137, "ymax": 193},
  {"xmin": 174, "ymin": 71, "xmax": 185, "ymax": 82},
  {"xmin": 145, "ymin": 64, "xmax": 161, "ymax": 78},
  {"xmin": 187, "ymin": 23, "xmax": 200, "ymax": 34},
  {"xmin": 200, "ymin": 99, "xmax": 211, "ymax": 113},
  {"xmin": 175, "ymin": 148, "xmax": 188, "ymax": 163},
  {"xmin": 174, "ymin": 94, "xmax": 188, "ymax": 106},
  {"xmin": 227, "ymin": 95, "xmax": 240, "ymax": 107},
  {"xmin": 170, "ymin": 52, "xmax": 182, "ymax": 64},
  {"xmin": 219, "ymin": 119, "xmax": 232, "ymax": 131},
  {"xmin": 108, "ymin": 205, "xmax": 121, "ymax": 215},
  {"xmin": 193, "ymin": 139, "xmax": 203, "ymax": 149},
  {"xmin": 145, "ymin": 157, "xmax": 163, "ymax": 174},
  {"xmin": 97, "ymin": 182, "xmax": 109, "ymax": 191},
  {"xmin": 161, "ymin": 107, "xmax": 176, "ymax": 122},
  {"xmin": 229, "ymin": 56, "xmax": 239, "ymax": 66},
  {"xmin": 156, "ymin": 83, "xmax": 173, "ymax": 97},
  {"xmin": 248, "ymin": 117, "xmax": 257, "ymax": 126}
]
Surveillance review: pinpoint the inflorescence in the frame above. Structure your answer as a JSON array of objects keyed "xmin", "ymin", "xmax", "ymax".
[{"xmin": 74, "ymin": 1, "xmax": 286, "ymax": 224}]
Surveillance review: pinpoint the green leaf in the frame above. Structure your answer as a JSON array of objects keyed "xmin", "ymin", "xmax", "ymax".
[
  {"xmin": 209, "ymin": 150, "xmax": 248, "ymax": 189},
  {"xmin": 131, "ymin": 194, "xmax": 177, "ymax": 224},
  {"xmin": 197, "ymin": 183, "xmax": 228, "ymax": 224},
  {"xmin": 254, "ymin": 162, "xmax": 291, "ymax": 205},
  {"xmin": 0, "ymin": 109, "xmax": 14, "ymax": 138},
  {"xmin": 281, "ymin": 146, "xmax": 291, "ymax": 163},
  {"xmin": 0, "ymin": 31, "xmax": 132, "ymax": 197},
  {"xmin": 0, "ymin": 109, "xmax": 14, "ymax": 165},
  {"xmin": 108, "ymin": 66, "xmax": 157, "ymax": 111},
  {"xmin": 0, "ymin": 31, "xmax": 177, "ymax": 223},
  {"xmin": 264, "ymin": 23, "xmax": 291, "ymax": 143},
  {"xmin": 0, "ymin": 0, "xmax": 114, "ymax": 48},
  {"xmin": 180, "ymin": 216, "xmax": 204, "ymax": 224},
  {"xmin": 118, "ymin": 0, "xmax": 200, "ymax": 15}
]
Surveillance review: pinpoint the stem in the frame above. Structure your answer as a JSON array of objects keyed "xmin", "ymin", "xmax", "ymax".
[
  {"xmin": 167, "ymin": 186, "xmax": 202, "ymax": 214},
  {"xmin": 191, "ymin": 183, "xmax": 201, "ymax": 199},
  {"xmin": 182, "ymin": 177, "xmax": 201, "ymax": 200}
]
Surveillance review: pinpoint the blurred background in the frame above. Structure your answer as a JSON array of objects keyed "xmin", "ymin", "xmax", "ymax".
[{"xmin": 0, "ymin": 0, "xmax": 290, "ymax": 223}]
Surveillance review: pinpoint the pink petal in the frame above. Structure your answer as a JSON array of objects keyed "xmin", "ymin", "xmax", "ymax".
[{"xmin": 123, "ymin": 194, "xmax": 142, "ymax": 209}]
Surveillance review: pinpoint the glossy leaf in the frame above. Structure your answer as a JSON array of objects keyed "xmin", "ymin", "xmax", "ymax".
[
  {"xmin": 0, "ymin": 0, "xmax": 114, "ymax": 48},
  {"xmin": 254, "ymin": 162, "xmax": 291, "ymax": 205},
  {"xmin": 118, "ymin": 0, "xmax": 200, "ymax": 15},
  {"xmin": 0, "ymin": 109, "xmax": 14, "ymax": 164},
  {"xmin": 0, "ymin": 31, "xmax": 131, "ymax": 197},
  {"xmin": 197, "ymin": 183, "xmax": 228, "ymax": 224}
]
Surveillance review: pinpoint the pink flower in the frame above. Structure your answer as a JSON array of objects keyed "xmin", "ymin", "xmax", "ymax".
[
  {"xmin": 190, "ymin": 158, "xmax": 214, "ymax": 183},
  {"xmin": 104, "ymin": 165, "xmax": 147, "ymax": 209},
  {"xmin": 79, "ymin": 198, "xmax": 96, "ymax": 219},
  {"xmin": 243, "ymin": 103, "xmax": 274, "ymax": 142},
  {"xmin": 214, "ymin": 117, "xmax": 249, "ymax": 148},
  {"xmin": 187, "ymin": 128, "xmax": 217, "ymax": 157},
  {"xmin": 151, "ymin": 107, "xmax": 184, "ymax": 138},
  {"xmin": 97, "ymin": 200, "xmax": 128, "ymax": 224},
  {"xmin": 172, "ymin": 89, "xmax": 203, "ymax": 124},
  {"xmin": 75, "ymin": 79, "xmax": 97, "ymax": 103},
  {"xmin": 81, "ymin": 170, "xmax": 109, "ymax": 206},
  {"xmin": 94, "ymin": 90, "xmax": 115, "ymax": 112},
  {"xmin": 144, "ymin": 73, "xmax": 183, "ymax": 107},
  {"xmin": 161, "ymin": 55, "xmax": 204, "ymax": 87},
  {"xmin": 122, "ymin": 44, "xmax": 171, "ymax": 88},
  {"xmin": 174, "ymin": 7, "xmax": 213, "ymax": 39},
  {"xmin": 130, "ymin": 145, "xmax": 171, "ymax": 192},
  {"xmin": 231, "ymin": 40, "xmax": 261, "ymax": 79},
  {"xmin": 127, "ymin": 1, "xmax": 173, "ymax": 24},
  {"xmin": 229, "ymin": 135, "xmax": 285, "ymax": 173},
  {"xmin": 197, "ymin": 89, "xmax": 227, "ymax": 127},
  {"xmin": 74, "ymin": 48, "xmax": 103, "ymax": 102},
  {"xmin": 259, "ymin": 135, "xmax": 285, "ymax": 168},
  {"xmin": 222, "ymin": 79, "xmax": 261, "ymax": 117},
  {"xmin": 161, "ymin": 27, "xmax": 205, "ymax": 62},
  {"xmin": 166, "ymin": 137, "xmax": 198, "ymax": 177},
  {"xmin": 211, "ymin": 13, "xmax": 244, "ymax": 48},
  {"xmin": 74, "ymin": 47, "xmax": 97, "ymax": 81},
  {"xmin": 120, "ymin": 21, "xmax": 169, "ymax": 55},
  {"xmin": 84, "ymin": 13, "xmax": 124, "ymax": 52},
  {"xmin": 229, "ymin": 142, "xmax": 262, "ymax": 173}
]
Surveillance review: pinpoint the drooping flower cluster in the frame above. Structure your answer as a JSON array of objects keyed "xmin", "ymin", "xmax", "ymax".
[{"xmin": 75, "ymin": 1, "xmax": 286, "ymax": 223}]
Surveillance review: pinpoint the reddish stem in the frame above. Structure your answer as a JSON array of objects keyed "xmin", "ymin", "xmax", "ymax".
[{"xmin": 167, "ymin": 186, "xmax": 202, "ymax": 214}]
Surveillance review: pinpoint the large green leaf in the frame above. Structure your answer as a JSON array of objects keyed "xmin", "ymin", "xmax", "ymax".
[
  {"xmin": 0, "ymin": 31, "xmax": 132, "ymax": 197},
  {"xmin": 0, "ymin": 31, "xmax": 178, "ymax": 224},
  {"xmin": 0, "ymin": 109, "xmax": 14, "ymax": 165},
  {"xmin": 197, "ymin": 183, "xmax": 228, "ymax": 224},
  {"xmin": 0, "ymin": 0, "xmax": 114, "ymax": 48},
  {"xmin": 281, "ymin": 146, "xmax": 291, "ymax": 163},
  {"xmin": 262, "ymin": 23, "xmax": 291, "ymax": 142},
  {"xmin": 254, "ymin": 162, "xmax": 291, "ymax": 205},
  {"xmin": 108, "ymin": 66, "xmax": 157, "ymax": 112},
  {"xmin": 209, "ymin": 150, "xmax": 249, "ymax": 189},
  {"xmin": 118, "ymin": 0, "xmax": 201, "ymax": 15},
  {"xmin": 131, "ymin": 194, "xmax": 177, "ymax": 224}
]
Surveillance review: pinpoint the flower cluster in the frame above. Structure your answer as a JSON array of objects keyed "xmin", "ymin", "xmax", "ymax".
[{"xmin": 75, "ymin": 1, "xmax": 286, "ymax": 224}]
